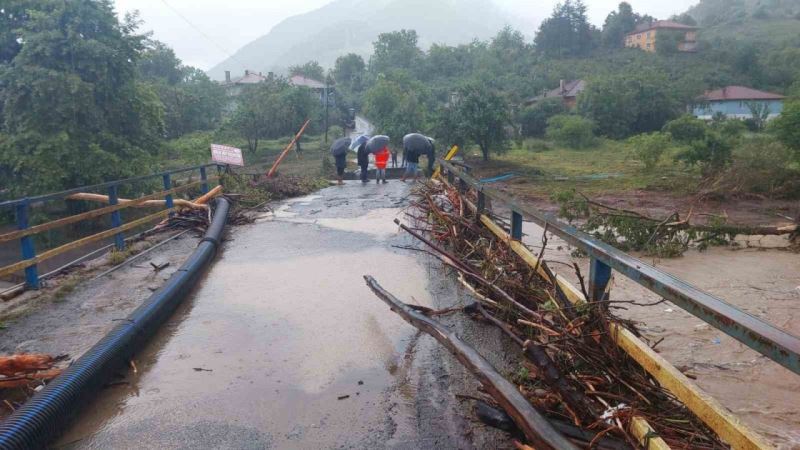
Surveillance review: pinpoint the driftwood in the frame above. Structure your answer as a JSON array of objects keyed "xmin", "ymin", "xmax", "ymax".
[
  {"xmin": 67, "ymin": 193, "xmax": 208, "ymax": 211},
  {"xmin": 0, "ymin": 354, "xmax": 65, "ymax": 389},
  {"xmin": 363, "ymin": 275, "xmax": 578, "ymax": 450},
  {"xmin": 193, "ymin": 185, "xmax": 223, "ymax": 205}
]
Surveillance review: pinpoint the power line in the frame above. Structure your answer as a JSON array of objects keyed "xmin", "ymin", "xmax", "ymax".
[{"xmin": 157, "ymin": 0, "xmax": 247, "ymax": 68}]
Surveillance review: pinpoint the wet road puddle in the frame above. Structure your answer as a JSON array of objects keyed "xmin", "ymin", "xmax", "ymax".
[{"xmin": 58, "ymin": 182, "xmax": 438, "ymax": 449}]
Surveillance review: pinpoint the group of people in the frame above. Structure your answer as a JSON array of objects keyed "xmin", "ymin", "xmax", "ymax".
[{"xmin": 332, "ymin": 133, "xmax": 435, "ymax": 185}]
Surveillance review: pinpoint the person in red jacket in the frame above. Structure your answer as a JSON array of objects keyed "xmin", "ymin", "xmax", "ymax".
[{"xmin": 374, "ymin": 146, "xmax": 390, "ymax": 184}]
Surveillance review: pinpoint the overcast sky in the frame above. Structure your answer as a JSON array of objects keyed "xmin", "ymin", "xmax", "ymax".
[{"xmin": 113, "ymin": 0, "xmax": 699, "ymax": 70}]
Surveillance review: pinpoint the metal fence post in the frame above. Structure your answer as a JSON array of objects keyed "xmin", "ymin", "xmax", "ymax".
[
  {"xmin": 200, "ymin": 166, "xmax": 209, "ymax": 194},
  {"xmin": 511, "ymin": 211, "xmax": 523, "ymax": 241},
  {"xmin": 108, "ymin": 185, "xmax": 125, "ymax": 251},
  {"xmin": 589, "ymin": 258, "xmax": 612, "ymax": 302},
  {"xmin": 476, "ymin": 191, "xmax": 486, "ymax": 219},
  {"xmin": 16, "ymin": 200, "xmax": 39, "ymax": 289},
  {"xmin": 162, "ymin": 173, "xmax": 174, "ymax": 216},
  {"xmin": 447, "ymin": 170, "xmax": 454, "ymax": 184}
]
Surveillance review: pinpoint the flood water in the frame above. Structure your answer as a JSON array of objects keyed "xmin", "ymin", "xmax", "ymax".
[
  {"xmin": 57, "ymin": 182, "xmax": 471, "ymax": 449},
  {"xmin": 520, "ymin": 221, "xmax": 800, "ymax": 449}
]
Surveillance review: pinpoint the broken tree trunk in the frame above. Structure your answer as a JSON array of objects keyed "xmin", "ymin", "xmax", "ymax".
[
  {"xmin": 67, "ymin": 193, "xmax": 208, "ymax": 211},
  {"xmin": 363, "ymin": 275, "xmax": 578, "ymax": 450}
]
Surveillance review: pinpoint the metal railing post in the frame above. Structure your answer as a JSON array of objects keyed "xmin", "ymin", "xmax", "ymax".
[
  {"xmin": 447, "ymin": 170, "xmax": 454, "ymax": 184},
  {"xmin": 511, "ymin": 211, "xmax": 523, "ymax": 241},
  {"xmin": 200, "ymin": 166, "xmax": 209, "ymax": 194},
  {"xmin": 162, "ymin": 173, "xmax": 174, "ymax": 216},
  {"xmin": 15, "ymin": 200, "xmax": 39, "ymax": 289},
  {"xmin": 108, "ymin": 185, "xmax": 125, "ymax": 251},
  {"xmin": 476, "ymin": 191, "xmax": 486, "ymax": 218},
  {"xmin": 589, "ymin": 257, "xmax": 612, "ymax": 302}
]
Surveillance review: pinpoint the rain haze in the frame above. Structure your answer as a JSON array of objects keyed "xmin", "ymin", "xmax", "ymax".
[{"xmin": 114, "ymin": 0, "xmax": 700, "ymax": 69}]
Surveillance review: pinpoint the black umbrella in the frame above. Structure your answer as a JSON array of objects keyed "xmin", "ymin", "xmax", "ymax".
[
  {"xmin": 330, "ymin": 137, "xmax": 351, "ymax": 156},
  {"xmin": 366, "ymin": 135, "xmax": 390, "ymax": 154},
  {"xmin": 403, "ymin": 133, "xmax": 431, "ymax": 155}
]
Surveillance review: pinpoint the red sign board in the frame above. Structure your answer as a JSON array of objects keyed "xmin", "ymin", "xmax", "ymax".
[{"xmin": 210, "ymin": 144, "xmax": 244, "ymax": 166}]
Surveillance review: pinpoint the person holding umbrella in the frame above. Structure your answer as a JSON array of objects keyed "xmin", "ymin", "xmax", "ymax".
[
  {"xmin": 402, "ymin": 133, "xmax": 430, "ymax": 183},
  {"xmin": 330, "ymin": 137, "xmax": 351, "ymax": 185},
  {"xmin": 366, "ymin": 135, "xmax": 391, "ymax": 184},
  {"xmin": 352, "ymin": 135, "xmax": 371, "ymax": 184}
]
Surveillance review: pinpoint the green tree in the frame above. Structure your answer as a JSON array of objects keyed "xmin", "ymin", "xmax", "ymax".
[
  {"xmin": 0, "ymin": 0, "xmax": 163, "ymax": 195},
  {"xmin": 451, "ymin": 82, "xmax": 510, "ymax": 161},
  {"xmin": 578, "ymin": 71, "xmax": 681, "ymax": 138},
  {"xmin": 333, "ymin": 53, "xmax": 366, "ymax": 91},
  {"xmin": 289, "ymin": 61, "xmax": 325, "ymax": 81},
  {"xmin": 627, "ymin": 132, "xmax": 671, "ymax": 171},
  {"xmin": 369, "ymin": 30, "xmax": 423, "ymax": 75},
  {"xmin": 601, "ymin": 2, "xmax": 638, "ymax": 48},
  {"xmin": 139, "ymin": 40, "xmax": 184, "ymax": 84},
  {"xmin": 363, "ymin": 72, "xmax": 428, "ymax": 145},
  {"xmin": 535, "ymin": 0, "xmax": 596, "ymax": 58},
  {"xmin": 519, "ymin": 98, "xmax": 567, "ymax": 137},
  {"xmin": 545, "ymin": 114, "xmax": 596, "ymax": 148}
]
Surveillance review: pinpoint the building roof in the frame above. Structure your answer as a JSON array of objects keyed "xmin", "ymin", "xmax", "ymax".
[
  {"xmin": 699, "ymin": 86, "xmax": 785, "ymax": 102},
  {"xmin": 528, "ymin": 80, "xmax": 586, "ymax": 104},
  {"xmin": 628, "ymin": 20, "xmax": 698, "ymax": 35},
  {"xmin": 226, "ymin": 71, "xmax": 267, "ymax": 85},
  {"xmin": 289, "ymin": 75, "xmax": 326, "ymax": 90}
]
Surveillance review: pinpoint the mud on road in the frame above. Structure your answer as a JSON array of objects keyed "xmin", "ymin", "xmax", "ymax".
[{"xmin": 44, "ymin": 181, "xmax": 513, "ymax": 449}]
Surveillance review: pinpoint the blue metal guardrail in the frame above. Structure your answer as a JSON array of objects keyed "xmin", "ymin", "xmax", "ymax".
[
  {"xmin": 0, "ymin": 164, "xmax": 222, "ymax": 289},
  {"xmin": 438, "ymin": 159, "xmax": 800, "ymax": 376}
]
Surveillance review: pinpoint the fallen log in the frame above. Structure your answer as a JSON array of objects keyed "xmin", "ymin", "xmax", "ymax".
[
  {"xmin": 0, "ymin": 354, "xmax": 59, "ymax": 376},
  {"xmin": 67, "ymin": 193, "xmax": 208, "ymax": 211},
  {"xmin": 193, "ymin": 185, "xmax": 223, "ymax": 205},
  {"xmin": 363, "ymin": 275, "xmax": 578, "ymax": 450}
]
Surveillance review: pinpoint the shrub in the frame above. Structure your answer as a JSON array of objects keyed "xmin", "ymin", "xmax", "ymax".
[
  {"xmin": 675, "ymin": 129, "xmax": 733, "ymax": 176},
  {"xmin": 627, "ymin": 132, "xmax": 672, "ymax": 171},
  {"xmin": 713, "ymin": 136, "xmax": 800, "ymax": 198},
  {"xmin": 713, "ymin": 119, "xmax": 748, "ymax": 138},
  {"xmin": 519, "ymin": 98, "xmax": 567, "ymax": 138},
  {"xmin": 545, "ymin": 114, "xmax": 596, "ymax": 149},
  {"xmin": 522, "ymin": 139, "xmax": 553, "ymax": 152},
  {"xmin": 770, "ymin": 100, "xmax": 800, "ymax": 159},
  {"xmin": 663, "ymin": 115, "xmax": 708, "ymax": 144}
]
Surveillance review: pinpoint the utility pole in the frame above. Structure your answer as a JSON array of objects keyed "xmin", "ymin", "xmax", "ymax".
[{"xmin": 324, "ymin": 82, "xmax": 329, "ymax": 143}]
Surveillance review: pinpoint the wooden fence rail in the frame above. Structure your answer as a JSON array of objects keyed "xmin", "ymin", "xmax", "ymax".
[{"xmin": 0, "ymin": 164, "xmax": 222, "ymax": 289}]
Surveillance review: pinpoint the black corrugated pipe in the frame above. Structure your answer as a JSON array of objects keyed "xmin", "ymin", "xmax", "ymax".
[{"xmin": 0, "ymin": 197, "xmax": 231, "ymax": 449}]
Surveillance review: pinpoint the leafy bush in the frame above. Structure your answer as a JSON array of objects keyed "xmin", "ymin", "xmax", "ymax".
[
  {"xmin": 771, "ymin": 100, "xmax": 800, "ymax": 159},
  {"xmin": 522, "ymin": 139, "xmax": 553, "ymax": 152},
  {"xmin": 519, "ymin": 98, "xmax": 567, "ymax": 138},
  {"xmin": 710, "ymin": 136, "xmax": 800, "ymax": 198},
  {"xmin": 712, "ymin": 119, "xmax": 748, "ymax": 138},
  {"xmin": 675, "ymin": 129, "xmax": 733, "ymax": 176},
  {"xmin": 663, "ymin": 115, "xmax": 708, "ymax": 144},
  {"xmin": 545, "ymin": 114, "xmax": 596, "ymax": 149},
  {"xmin": 627, "ymin": 132, "xmax": 672, "ymax": 171}
]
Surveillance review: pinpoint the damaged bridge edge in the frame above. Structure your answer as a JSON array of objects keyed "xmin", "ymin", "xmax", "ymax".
[{"xmin": 479, "ymin": 213, "xmax": 773, "ymax": 450}]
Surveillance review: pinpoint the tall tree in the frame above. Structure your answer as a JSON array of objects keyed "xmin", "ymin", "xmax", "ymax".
[
  {"xmin": 363, "ymin": 72, "xmax": 428, "ymax": 145},
  {"xmin": 601, "ymin": 2, "xmax": 638, "ymax": 48},
  {"xmin": 534, "ymin": 0, "xmax": 596, "ymax": 58},
  {"xmin": 289, "ymin": 61, "xmax": 325, "ymax": 81},
  {"xmin": 0, "ymin": 0, "xmax": 163, "ymax": 195},
  {"xmin": 449, "ymin": 82, "xmax": 510, "ymax": 161},
  {"xmin": 332, "ymin": 53, "xmax": 365, "ymax": 92},
  {"xmin": 369, "ymin": 30, "xmax": 423, "ymax": 75}
]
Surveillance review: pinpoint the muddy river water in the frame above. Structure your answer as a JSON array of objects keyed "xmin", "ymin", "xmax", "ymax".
[{"xmin": 52, "ymin": 181, "xmax": 799, "ymax": 449}]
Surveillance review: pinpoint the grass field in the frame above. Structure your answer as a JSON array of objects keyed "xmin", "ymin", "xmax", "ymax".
[{"xmin": 466, "ymin": 139, "xmax": 702, "ymax": 199}]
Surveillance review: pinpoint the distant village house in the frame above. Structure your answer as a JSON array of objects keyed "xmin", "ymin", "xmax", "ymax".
[
  {"xmin": 220, "ymin": 70, "xmax": 329, "ymax": 111},
  {"xmin": 692, "ymin": 86, "xmax": 785, "ymax": 120},
  {"xmin": 625, "ymin": 21, "xmax": 698, "ymax": 53},
  {"xmin": 526, "ymin": 80, "xmax": 586, "ymax": 108}
]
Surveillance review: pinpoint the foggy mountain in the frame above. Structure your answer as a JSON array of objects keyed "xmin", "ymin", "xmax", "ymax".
[{"xmin": 207, "ymin": 0, "xmax": 517, "ymax": 80}]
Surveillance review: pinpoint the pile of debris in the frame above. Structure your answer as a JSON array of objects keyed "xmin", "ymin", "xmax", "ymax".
[
  {"xmin": 1, "ymin": 354, "xmax": 67, "ymax": 413},
  {"xmin": 376, "ymin": 179, "xmax": 728, "ymax": 449}
]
